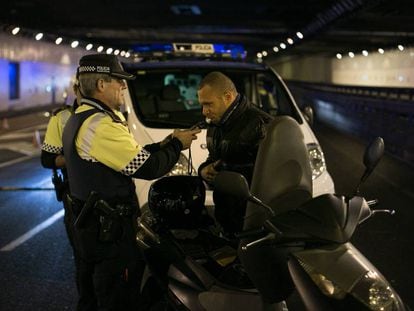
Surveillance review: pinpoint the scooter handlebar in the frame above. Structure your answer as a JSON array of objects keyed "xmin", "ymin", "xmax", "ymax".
[
  {"xmin": 241, "ymin": 233, "xmax": 276, "ymax": 251},
  {"xmin": 239, "ymin": 220, "xmax": 284, "ymax": 251}
]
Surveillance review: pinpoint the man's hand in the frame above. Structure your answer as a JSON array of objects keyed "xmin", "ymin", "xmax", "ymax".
[
  {"xmin": 173, "ymin": 128, "xmax": 201, "ymax": 150},
  {"xmin": 200, "ymin": 160, "xmax": 222, "ymax": 183},
  {"xmin": 54, "ymin": 155, "xmax": 66, "ymax": 168}
]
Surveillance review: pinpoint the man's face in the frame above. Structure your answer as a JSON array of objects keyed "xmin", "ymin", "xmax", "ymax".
[
  {"xmin": 102, "ymin": 77, "xmax": 126, "ymax": 110},
  {"xmin": 197, "ymin": 85, "xmax": 230, "ymax": 124}
]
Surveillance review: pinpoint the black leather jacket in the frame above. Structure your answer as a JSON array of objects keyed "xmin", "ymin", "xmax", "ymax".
[{"xmin": 198, "ymin": 94, "xmax": 273, "ymax": 184}]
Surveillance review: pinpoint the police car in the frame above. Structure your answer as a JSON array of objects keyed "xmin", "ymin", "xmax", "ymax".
[{"xmin": 122, "ymin": 43, "xmax": 335, "ymax": 208}]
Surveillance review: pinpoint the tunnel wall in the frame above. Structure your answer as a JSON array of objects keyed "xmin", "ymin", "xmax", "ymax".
[
  {"xmin": 0, "ymin": 33, "xmax": 84, "ymax": 112},
  {"xmin": 288, "ymin": 81, "xmax": 414, "ymax": 165},
  {"xmin": 270, "ymin": 47, "xmax": 414, "ymax": 88}
]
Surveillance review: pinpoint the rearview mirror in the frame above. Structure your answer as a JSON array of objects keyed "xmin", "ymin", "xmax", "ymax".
[
  {"xmin": 354, "ymin": 137, "xmax": 385, "ymax": 195},
  {"xmin": 363, "ymin": 137, "xmax": 384, "ymax": 173},
  {"xmin": 215, "ymin": 171, "xmax": 251, "ymax": 201},
  {"xmin": 215, "ymin": 171, "xmax": 276, "ymax": 217},
  {"xmin": 302, "ymin": 106, "xmax": 314, "ymax": 127}
]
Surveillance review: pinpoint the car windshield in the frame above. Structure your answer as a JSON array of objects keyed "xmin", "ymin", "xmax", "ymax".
[{"xmin": 128, "ymin": 67, "xmax": 299, "ymax": 128}]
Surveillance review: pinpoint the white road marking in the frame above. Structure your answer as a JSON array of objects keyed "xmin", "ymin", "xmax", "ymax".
[
  {"xmin": 0, "ymin": 131, "xmax": 43, "ymax": 140},
  {"xmin": 15, "ymin": 124, "xmax": 48, "ymax": 133},
  {"xmin": 0, "ymin": 155, "xmax": 34, "ymax": 169},
  {"xmin": 0, "ymin": 209, "xmax": 64, "ymax": 252}
]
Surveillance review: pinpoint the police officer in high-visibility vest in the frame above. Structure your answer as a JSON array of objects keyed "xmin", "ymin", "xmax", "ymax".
[
  {"xmin": 62, "ymin": 53, "xmax": 201, "ymax": 311},
  {"xmin": 41, "ymin": 75, "xmax": 81, "ymax": 252}
]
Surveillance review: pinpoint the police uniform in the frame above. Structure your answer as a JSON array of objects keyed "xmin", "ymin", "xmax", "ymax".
[
  {"xmin": 41, "ymin": 103, "xmax": 76, "ymax": 245},
  {"xmin": 63, "ymin": 54, "xmax": 185, "ymax": 311},
  {"xmin": 42, "ymin": 105, "xmax": 73, "ymax": 155}
]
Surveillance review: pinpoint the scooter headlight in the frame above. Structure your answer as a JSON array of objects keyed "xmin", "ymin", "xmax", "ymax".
[
  {"xmin": 350, "ymin": 271, "xmax": 405, "ymax": 311},
  {"xmin": 167, "ymin": 153, "xmax": 195, "ymax": 176},
  {"xmin": 301, "ymin": 265, "xmax": 346, "ymax": 299},
  {"xmin": 307, "ymin": 143, "xmax": 327, "ymax": 180},
  {"xmin": 303, "ymin": 265, "xmax": 405, "ymax": 310}
]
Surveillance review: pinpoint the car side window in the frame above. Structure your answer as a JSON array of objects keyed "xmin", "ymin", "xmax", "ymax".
[
  {"xmin": 164, "ymin": 74, "xmax": 202, "ymax": 110},
  {"xmin": 131, "ymin": 72, "xmax": 204, "ymax": 127},
  {"xmin": 257, "ymin": 73, "xmax": 292, "ymax": 117}
]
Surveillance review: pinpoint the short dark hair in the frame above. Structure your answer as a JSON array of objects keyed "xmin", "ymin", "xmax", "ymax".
[{"xmin": 198, "ymin": 71, "xmax": 237, "ymax": 95}]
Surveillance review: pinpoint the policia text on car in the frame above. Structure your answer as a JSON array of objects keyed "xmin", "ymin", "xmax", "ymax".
[{"xmin": 62, "ymin": 54, "xmax": 200, "ymax": 310}]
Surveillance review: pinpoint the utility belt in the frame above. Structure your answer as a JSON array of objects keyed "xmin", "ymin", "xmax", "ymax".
[{"xmin": 68, "ymin": 192, "xmax": 136, "ymax": 244}]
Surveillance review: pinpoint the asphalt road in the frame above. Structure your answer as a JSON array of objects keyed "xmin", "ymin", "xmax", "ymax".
[{"xmin": 0, "ymin": 119, "xmax": 413, "ymax": 310}]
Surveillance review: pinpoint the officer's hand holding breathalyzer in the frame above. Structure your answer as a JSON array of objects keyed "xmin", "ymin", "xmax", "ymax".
[{"xmin": 173, "ymin": 128, "xmax": 201, "ymax": 150}]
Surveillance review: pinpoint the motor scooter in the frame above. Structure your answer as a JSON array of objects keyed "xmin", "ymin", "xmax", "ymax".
[
  {"xmin": 136, "ymin": 115, "xmax": 314, "ymax": 310},
  {"xmin": 214, "ymin": 134, "xmax": 409, "ymax": 310},
  {"xmin": 136, "ymin": 173, "xmax": 290, "ymax": 311},
  {"xmin": 136, "ymin": 116, "xmax": 409, "ymax": 310}
]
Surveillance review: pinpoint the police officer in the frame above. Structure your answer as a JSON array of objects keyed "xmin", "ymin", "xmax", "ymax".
[
  {"xmin": 62, "ymin": 53, "xmax": 200, "ymax": 311},
  {"xmin": 41, "ymin": 75, "xmax": 81, "ymax": 251},
  {"xmin": 197, "ymin": 71, "xmax": 272, "ymax": 236}
]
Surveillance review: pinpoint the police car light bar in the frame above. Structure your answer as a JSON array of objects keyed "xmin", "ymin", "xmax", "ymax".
[{"xmin": 130, "ymin": 43, "xmax": 246, "ymax": 60}]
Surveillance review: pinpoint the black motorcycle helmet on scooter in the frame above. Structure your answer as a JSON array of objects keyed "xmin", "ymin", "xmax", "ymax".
[{"xmin": 148, "ymin": 175, "xmax": 206, "ymax": 230}]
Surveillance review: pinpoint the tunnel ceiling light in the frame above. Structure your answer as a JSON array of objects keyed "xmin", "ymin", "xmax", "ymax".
[
  {"xmin": 336, "ymin": 53, "xmax": 342, "ymax": 59},
  {"xmin": 55, "ymin": 37, "xmax": 63, "ymax": 45},
  {"xmin": 287, "ymin": 38, "xmax": 294, "ymax": 45},
  {"xmin": 35, "ymin": 33, "xmax": 43, "ymax": 40},
  {"xmin": 125, "ymin": 52, "xmax": 131, "ymax": 58},
  {"xmin": 11, "ymin": 27, "xmax": 20, "ymax": 35},
  {"xmin": 257, "ymin": 52, "xmax": 263, "ymax": 58},
  {"xmin": 348, "ymin": 52, "xmax": 355, "ymax": 58},
  {"xmin": 262, "ymin": 51, "xmax": 268, "ymax": 56},
  {"xmin": 296, "ymin": 32, "xmax": 303, "ymax": 39},
  {"xmin": 97, "ymin": 45, "xmax": 104, "ymax": 52},
  {"xmin": 120, "ymin": 50, "xmax": 126, "ymax": 57},
  {"xmin": 71, "ymin": 40, "xmax": 79, "ymax": 48},
  {"xmin": 273, "ymin": 46, "xmax": 279, "ymax": 52},
  {"xmin": 106, "ymin": 47, "xmax": 113, "ymax": 54},
  {"xmin": 362, "ymin": 50, "xmax": 368, "ymax": 56},
  {"xmin": 114, "ymin": 49, "xmax": 120, "ymax": 55},
  {"xmin": 398, "ymin": 45, "xmax": 404, "ymax": 51},
  {"xmin": 280, "ymin": 43, "xmax": 287, "ymax": 49},
  {"xmin": 378, "ymin": 48, "xmax": 384, "ymax": 54},
  {"xmin": 86, "ymin": 43, "xmax": 93, "ymax": 51}
]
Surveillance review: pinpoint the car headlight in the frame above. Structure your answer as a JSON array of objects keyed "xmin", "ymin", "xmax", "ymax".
[
  {"xmin": 301, "ymin": 262, "xmax": 405, "ymax": 311},
  {"xmin": 167, "ymin": 153, "xmax": 195, "ymax": 176},
  {"xmin": 307, "ymin": 143, "xmax": 327, "ymax": 180}
]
